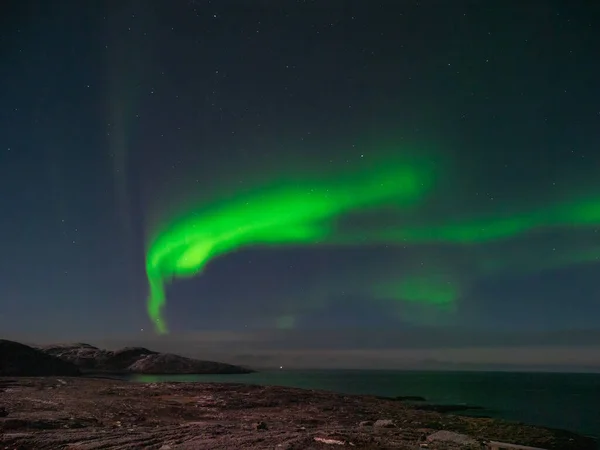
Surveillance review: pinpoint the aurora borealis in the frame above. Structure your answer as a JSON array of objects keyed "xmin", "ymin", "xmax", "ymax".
[
  {"xmin": 145, "ymin": 153, "xmax": 436, "ymax": 332},
  {"xmin": 2, "ymin": 0, "xmax": 600, "ymax": 368},
  {"xmin": 145, "ymin": 156, "xmax": 600, "ymax": 333}
]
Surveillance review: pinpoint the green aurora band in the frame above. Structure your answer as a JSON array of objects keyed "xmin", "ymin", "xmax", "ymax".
[
  {"xmin": 145, "ymin": 157, "xmax": 434, "ymax": 333},
  {"xmin": 145, "ymin": 153, "xmax": 600, "ymax": 334},
  {"xmin": 382, "ymin": 197, "xmax": 600, "ymax": 244}
]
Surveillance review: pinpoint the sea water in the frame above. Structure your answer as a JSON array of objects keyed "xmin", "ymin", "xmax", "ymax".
[{"xmin": 128, "ymin": 370, "xmax": 600, "ymax": 440}]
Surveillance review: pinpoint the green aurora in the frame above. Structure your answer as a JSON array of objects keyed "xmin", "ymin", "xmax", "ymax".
[
  {"xmin": 381, "ymin": 197, "xmax": 600, "ymax": 244},
  {"xmin": 145, "ymin": 150, "xmax": 600, "ymax": 334},
  {"xmin": 145, "ymin": 155, "xmax": 434, "ymax": 333},
  {"xmin": 376, "ymin": 275, "xmax": 460, "ymax": 306}
]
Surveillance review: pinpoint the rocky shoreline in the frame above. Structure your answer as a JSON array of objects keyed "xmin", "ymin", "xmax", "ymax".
[{"xmin": 0, "ymin": 377, "xmax": 596, "ymax": 450}]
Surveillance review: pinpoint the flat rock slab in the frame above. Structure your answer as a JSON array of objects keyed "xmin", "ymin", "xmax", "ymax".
[
  {"xmin": 427, "ymin": 430, "xmax": 479, "ymax": 446},
  {"xmin": 0, "ymin": 377, "xmax": 595, "ymax": 450}
]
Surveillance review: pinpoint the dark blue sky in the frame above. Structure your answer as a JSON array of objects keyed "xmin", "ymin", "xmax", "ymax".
[{"xmin": 1, "ymin": 0, "xmax": 599, "ymax": 368}]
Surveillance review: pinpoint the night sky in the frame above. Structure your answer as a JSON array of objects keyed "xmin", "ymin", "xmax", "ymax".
[{"xmin": 2, "ymin": 1, "xmax": 600, "ymax": 369}]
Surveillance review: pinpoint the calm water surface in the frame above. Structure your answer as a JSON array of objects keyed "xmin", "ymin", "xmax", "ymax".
[{"xmin": 128, "ymin": 370, "xmax": 600, "ymax": 440}]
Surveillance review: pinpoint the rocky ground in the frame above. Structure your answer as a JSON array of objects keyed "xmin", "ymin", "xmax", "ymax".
[{"xmin": 0, "ymin": 377, "xmax": 596, "ymax": 450}]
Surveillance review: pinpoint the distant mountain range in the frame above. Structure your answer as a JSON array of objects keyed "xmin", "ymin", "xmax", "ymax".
[{"xmin": 0, "ymin": 339, "xmax": 254, "ymax": 376}]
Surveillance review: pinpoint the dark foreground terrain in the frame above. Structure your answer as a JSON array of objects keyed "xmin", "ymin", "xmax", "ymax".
[{"xmin": 0, "ymin": 377, "xmax": 595, "ymax": 450}]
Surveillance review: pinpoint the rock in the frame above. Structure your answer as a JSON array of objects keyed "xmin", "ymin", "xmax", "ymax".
[
  {"xmin": 373, "ymin": 419, "xmax": 395, "ymax": 428},
  {"xmin": 358, "ymin": 420, "xmax": 374, "ymax": 427},
  {"xmin": 314, "ymin": 436, "xmax": 345, "ymax": 445},
  {"xmin": 254, "ymin": 421, "xmax": 268, "ymax": 430},
  {"xmin": 0, "ymin": 418, "xmax": 29, "ymax": 431},
  {"xmin": 0, "ymin": 340, "xmax": 80, "ymax": 377},
  {"xmin": 427, "ymin": 430, "xmax": 479, "ymax": 446}
]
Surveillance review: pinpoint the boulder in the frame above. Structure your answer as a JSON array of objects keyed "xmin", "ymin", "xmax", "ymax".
[
  {"xmin": 427, "ymin": 430, "xmax": 479, "ymax": 446},
  {"xmin": 374, "ymin": 419, "xmax": 395, "ymax": 428}
]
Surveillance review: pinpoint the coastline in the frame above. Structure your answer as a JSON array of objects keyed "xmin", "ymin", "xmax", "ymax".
[{"xmin": 1, "ymin": 377, "xmax": 596, "ymax": 450}]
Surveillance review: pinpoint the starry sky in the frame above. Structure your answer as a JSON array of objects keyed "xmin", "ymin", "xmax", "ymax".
[{"xmin": 1, "ymin": 0, "xmax": 600, "ymax": 369}]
